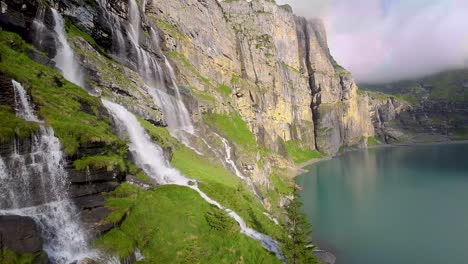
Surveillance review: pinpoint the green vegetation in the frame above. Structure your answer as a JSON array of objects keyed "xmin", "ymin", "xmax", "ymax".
[
  {"xmin": 0, "ymin": 31, "xmax": 124, "ymax": 156},
  {"xmin": 138, "ymin": 118, "xmax": 178, "ymax": 148},
  {"xmin": 285, "ymin": 140, "xmax": 323, "ymax": 164},
  {"xmin": 367, "ymin": 136, "xmax": 381, "ymax": 146},
  {"xmin": 0, "ymin": 106, "xmax": 39, "ymax": 143},
  {"xmin": 168, "ymin": 51, "xmax": 213, "ymax": 87},
  {"xmin": 153, "ymin": 19, "xmax": 187, "ymax": 41},
  {"xmin": 453, "ymin": 126, "xmax": 468, "ymax": 140},
  {"xmin": 172, "ymin": 142, "xmax": 283, "ymax": 239},
  {"xmin": 73, "ymin": 155, "xmax": 126, "ymax": 172},
  {"xmin": 0, "ymin": 249, "xmax": 38, "ymax": 264},
  {"xmin": 283, "ymin": 188, "xmax": 317, "ymax": 264},
  {"xmin": 203, "ymin": 111, "xmax": 258, "ymax": 154},
  {"xmin": 360, "ymin": 68, "xmax": 468, "ymax": 103},
  {"xmin": 95, "ymin": 183, "xmax": 281, "ymax": 263},
  {"xmin": 282, "ymin": 62, "xmax": 301, "ymax": 74},
  {"xmin": 64, "ymin": 20, "xmax": 98, "ymax": 49},
  {"xmin": 217, "ymin": 84, "xmax": 232, "ymax": 97}
]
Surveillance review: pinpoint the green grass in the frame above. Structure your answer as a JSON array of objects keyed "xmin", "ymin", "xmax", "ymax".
[
  {"xmin": 217, "ymin": 84, "xmax": 232, "ymax": 97},
  {"xmin": 138, "ymin": 118, "xmax": 178, "ymax": 148},
  {"xmin": 285, "ymin": 140, "xmax": 323, "ymax": 164},
  {"xmin": 0, "ymin": 106, "xmax": 39, "ymax": 143},
  {"xmin": 367, "ymin": 136, "xmax": 381, "ymax": 146},
  {"xmin": 203, "ymin": 112, "xmax": 258, "ymax": 154},
  {"xmin": 73, "ymin": 155, "xmax": 126, "ymax": 172},
  {"xmin": 0, "ymin": 249, "xmax": 39, "ymax": 264},
  {"xmin": 172, "ymin": 144, "xmax": 239, "ymax": 187},
  {"xmin": 136, "ymin": 121, "xmax": 285, "ymax": 240},
  {"xmin": 167, "ymin": 51, "xmax": 214, "ymax": 88},
  {"xmin": 0, "ymin": 31, "xmax": 124, "ymax": 156},
  {"xmin": 65, "ymin": 19, "xmax": 99, "ymax": 49},
  {"xmin": 453, "ymin": 127, "xmax": 468, "ymax": 140},
  {"xmin": 95, "ymin": 184, "xmax": 281, "ymax": 263}
]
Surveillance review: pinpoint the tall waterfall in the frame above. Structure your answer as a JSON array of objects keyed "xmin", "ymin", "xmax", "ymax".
[
  {"xmin": 50, "ymin": 9, "xmax": 84, "ymax": 87},
  {"xmin": 103, "ymin": 100, "xmax": 285, "ymax": 261},
  {"xmin": 98, "ymin": 0, "xmax": 195, "ymax": 142},
  {"xmin": 0, "ymin": 80, "xmax": 95, "ymax": 263}
]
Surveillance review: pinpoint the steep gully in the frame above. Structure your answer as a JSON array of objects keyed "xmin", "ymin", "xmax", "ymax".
[{"xmin": 0, "ymin": 1, "xmax": 285, "ymax": 263}]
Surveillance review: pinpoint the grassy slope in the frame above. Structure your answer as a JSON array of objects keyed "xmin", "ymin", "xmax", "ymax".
[
  {"xmin": 0, "ymin": 31, "xmax": 128, "ymax": 172},
  {"xmin": 0, "ymin": 106, "xmax": 39, "ymax": 143},
  {"xmin": 285, "ymin": 140, "xmax": 323, "ymax": 164},
  {"xmin": 0, "ymin": 28, "xmax": 296, "ymax": 263},
  {"xmin": 95, "ymin": 120, "xmax": 286, "ymax": 263},
  {"xmin": 96, "ymin": 184, "xmax": 281, "ymax": 263},
  {"xmin": 360, "ymin": 69, "xmax": 468, "ymax": 102}
]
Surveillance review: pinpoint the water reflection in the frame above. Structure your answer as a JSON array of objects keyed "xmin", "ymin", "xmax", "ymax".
[{"xmin": 297, "ymin": 143, "xmax": 468, "ymax": 264}]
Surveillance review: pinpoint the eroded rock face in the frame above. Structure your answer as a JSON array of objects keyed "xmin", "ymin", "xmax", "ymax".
[
  {"xmin": 149, "ymin": 0, "xmax": 373, "ymax": 157},
  {"xmin": 366, "ymin": 92, "xmax": 468, "ymax": 143}
]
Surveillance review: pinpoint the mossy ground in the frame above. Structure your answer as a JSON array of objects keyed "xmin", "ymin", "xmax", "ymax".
[
  {"xmin": 0, "ymin": 249, "xmax": 40, "ymax": 264},
  {"xmin": 0, "ymin": 31, "xmax": 125, "ymax": 157},
  {"xmin": 367, "ymin": 136, "xmax": 381, "ymax": 146},
  {"xmin": 0, "ymin": 106, "xmax": 39, "ymax": 143},
  {"xmin": 203, "ymin": 111, "xmax": 258, "ymax": 155},
  {"xmin": 285, "ymin": 140, "xmax": 323, "ymax": 164}
]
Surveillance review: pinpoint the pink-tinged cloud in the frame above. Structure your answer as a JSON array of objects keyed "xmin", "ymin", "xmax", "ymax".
[{"xmin": 278, "ymin": 0, "xmax": 468, "ymax": 83}]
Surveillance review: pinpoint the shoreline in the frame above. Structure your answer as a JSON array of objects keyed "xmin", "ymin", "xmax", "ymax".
[
  {"xmin": 295, "ymin": 139, "xmax": 468, "ymax": 264},
  {"xmin": 294, "ymin": 139, "xmax": 468, "ymax": 176}
]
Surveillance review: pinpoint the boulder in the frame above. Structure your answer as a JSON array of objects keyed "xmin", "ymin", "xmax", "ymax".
[{"xmin": 0, "ymin": 215, "xmax": 43, "ymax": 254}]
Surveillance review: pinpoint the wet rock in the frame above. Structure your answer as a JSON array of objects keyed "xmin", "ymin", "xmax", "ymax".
[
  {"xmin": 73, "ymin": 194, "xmax": 106, "ymax": 209},
  {"xmin": 68, "ymin": 166, "xmax": 124, "ymax": 184},
  {"xmin": 126, "ymin": 175, "xmax": 153, "ymax": 190},
  {"xmin": 0, "ymin": 215, "xmax": 43, "ymax": 255},
  {"xmin": 69, "ymin": 182, "xmax": 119, "ymax": 198},
  {"xmin": 81, "ymin": 207, "xmax": 113, "ymax": 237}
]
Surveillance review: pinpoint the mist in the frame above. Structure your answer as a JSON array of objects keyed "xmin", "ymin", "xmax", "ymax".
[{"xmin": 277, "ymin": 0, "xmax": 468, "ymax": 83}]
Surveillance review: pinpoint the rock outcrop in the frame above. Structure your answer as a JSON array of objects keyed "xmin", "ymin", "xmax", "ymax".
[
  {"xmin": 150, "ymin": 0, "xmax": 374, "ymax": 157},
  {"xmin": 0, "ymin": 215, "xmax": 47, "ymax": 263},
  {"xmin": 0, "ymin": 0, "xmax": 378, "ymax": 260},
  {"xmin": 366, "ymin": 90, "xmax": 468, "ymax": 143}
]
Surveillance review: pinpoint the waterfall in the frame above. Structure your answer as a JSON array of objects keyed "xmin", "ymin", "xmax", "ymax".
[
  {"xmin": 102, "ymin": 100, "xmax": 285, "ymax": 262},
  {"xmin": 98, "ymin": 0, "xmax": 195, "ymax": 143},
  {"xmin": 216, "ymin": 133, "xmax": 247, "ymax": 180},
  {"xmin": 0, "ymin": 80, "xmax": 96, "ymax": 263},
  {"xmin": 50, "ymin": 9, "xmax": 84, "ymax": 87}
]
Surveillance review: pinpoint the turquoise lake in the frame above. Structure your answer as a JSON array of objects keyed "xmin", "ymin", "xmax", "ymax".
[{"xmin": 297, "ymin": 143, "xmax": 468, "ymax": 264}]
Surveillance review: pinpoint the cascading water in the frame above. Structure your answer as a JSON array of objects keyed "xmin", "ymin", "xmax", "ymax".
[
  {"xmin": 216, "ymin": 133, "xmax": 247, "ymax": 180},
  {"xmin": 0, "ymin": 80, "xmax": 95, "ymax": 263},
  {"xmin": 102, "ymin": 100, "xmax": 285, "ymax": 262},
  {"xmin": 50, "ymin": 9, "xmax": 84, "ymax": 87},
  {"xmin": 98, "ymin": 0, "xmax": 195, "ymax": 144}
]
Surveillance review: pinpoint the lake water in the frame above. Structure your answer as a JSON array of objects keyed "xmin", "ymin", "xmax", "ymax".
[{"xmin": 297, "ymin": 143, "xmax": 468, "ymax": 264}]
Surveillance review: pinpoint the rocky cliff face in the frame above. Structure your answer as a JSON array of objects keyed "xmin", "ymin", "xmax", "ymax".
[
  {"xmin": 365, "ymin": 92, "xmax": 468, "ymax": 144},
  {"xmin": 0, "ymin": 0, "xmax": 376, "ymax": 261},
  {"xmin": 149, "ymin": 0, "xmax": 374, "ymax": 156}
]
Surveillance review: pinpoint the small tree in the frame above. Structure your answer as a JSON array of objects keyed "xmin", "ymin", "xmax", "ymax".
[{"xmin": 283, "ymin": 187, "xmax": 317, "ymax": 264}]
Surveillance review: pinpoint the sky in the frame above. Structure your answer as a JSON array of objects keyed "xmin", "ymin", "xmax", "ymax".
[{"xmin": 277, "ymin": 0, "xmax": 468, "ymax": 83}]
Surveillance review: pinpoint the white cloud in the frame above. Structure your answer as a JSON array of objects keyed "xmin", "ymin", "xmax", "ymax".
[{"xmin": 277, "ymin": 0, "xmax": 468, "ymax": 83}]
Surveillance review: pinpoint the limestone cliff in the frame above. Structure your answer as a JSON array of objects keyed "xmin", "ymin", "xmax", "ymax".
[
  {"xmin": 0, "ymin": 0, "xmax": 376, "ymax": 262},
  {"xmin": 149, "ymin": 0, "xmax": 374, "ymax": 157}
]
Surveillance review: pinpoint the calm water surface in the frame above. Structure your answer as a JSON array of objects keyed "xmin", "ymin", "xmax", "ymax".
[{"xmin": 297, "ymin": 143, "xmax": 468, "ymax": 264}]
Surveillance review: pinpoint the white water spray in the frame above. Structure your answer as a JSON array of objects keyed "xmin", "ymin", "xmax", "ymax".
[
  {"xmin": 50, "ymin": 9, "xmax": 84, "ymax": 87},
  {"xmin": 0, "ymin": 80, "xmax": 96, "ymax": 263},
  {"xmin": 98, "ymin": 0, "xmax": 196, "ymax": 146},
  {"xmin": 102, "ymin": 100, "xmax": 285, "ymax": 261}
]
